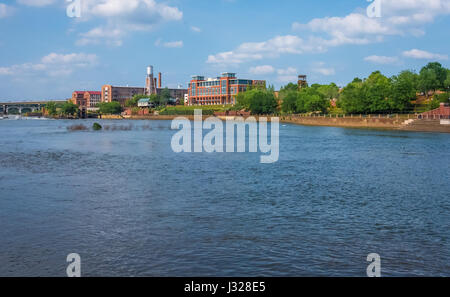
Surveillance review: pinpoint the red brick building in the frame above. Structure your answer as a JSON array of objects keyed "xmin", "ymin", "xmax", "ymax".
[
  {"xmin": 71, "ymin": 91, "xmax": 101, "ymax": 110},
  {"xmin": 84, "ymin": 91, "xmax": 101, "ymax": 110},
  {"xmin": 71, "ymin": 91, "xmax": 87, "ymax": 107},
  {"xmin": 188, "ymin": 72, "xmax": 265, "ymax": 106}
]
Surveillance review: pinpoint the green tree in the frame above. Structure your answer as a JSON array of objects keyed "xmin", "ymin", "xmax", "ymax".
[
  {"xmin": 98, "ymin": 101, "xmax": 122, "ymax": 114},
  {"xmin": 444, "ymin": 70, "xmax": 450, "ymax": 90},
  {"xmin": 281, "ymin": 90, "xmax": 298, "ymax": 113},
  {"xmin": 340, "ymin": 80, "xmax": 367, "ymax": 114},
  {"xmin": 421, "ymin": 62, "xmax": 447, "ymax": 89},
  {"xmin": 317, "ymin": 83, "xmax": 340, "ymax": 100},
  {"xmin": 125, "ymin": 95, "xmax": 148, "ymax": 107},
  {"xmin": 60, "ymin": 102, "xmax": 78, "ymax": 116},
  {"xmin": 244, "ymin": 89, "xmax": 278, "ymax": 114},
  {"xmin": 149, "ymin": 94, "xmax": 161, "ymax": 106},
  {"xmin": 160, "ymin": 88, "xmax": 171, "ymax": 105},
  {"xmin": 46, "ymin": 101, "xmax": 57, "ymax": 116},
  {"xmin": 296, "ymin": 87, "xmax": 329, "ymax": 113},
  {"xmin": 364, "ymin": 71, "xmax": 392, "ymax": 113},
  {"xmin": 390, "ymin": 70, "xmax": 418, "ymax": 112},
  {"xmin": 280, "ymin": 82, "xmax": 299, "ymax": 93},
  {"xmin": 235, "ymin": 91, "xmax": 250, "ymax": 110},
  {"xmin": 418, "ymin": 68, "xmax": 440, "ymax": 98}
]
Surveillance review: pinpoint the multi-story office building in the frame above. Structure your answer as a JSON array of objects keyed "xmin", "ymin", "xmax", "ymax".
[
  {"xmin": 187, "ymin": 73, "xmax": 266, "ymax": 106},
  {"xmin": 71, "ymin": 91, "xmax": 102, "ymax": 111},
  {"xmin": 84, "ymin": 91, "xmax": 101, "ymax": 110},
  {"xmin": 101, "ymin": 85, "xmax": 146, "ymax": 106}
]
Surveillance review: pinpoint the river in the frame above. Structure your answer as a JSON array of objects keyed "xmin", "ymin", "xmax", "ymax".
[{"xmin": 0, "ymin": 118, "xmax": 449, "ymax": 276}]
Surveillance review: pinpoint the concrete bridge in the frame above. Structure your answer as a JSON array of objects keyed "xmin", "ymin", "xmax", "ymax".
[{"xmin": 0, "ymin": 100, "xmax": 67, "ymax": 115}]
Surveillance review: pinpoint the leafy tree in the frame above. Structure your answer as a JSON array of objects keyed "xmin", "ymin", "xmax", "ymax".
[
  {"xmin": 60, "ymin": 102, "xmax": 78, "ymax": 116},
  {"xmin": 235, "ymin": 91, "xmax": 250, "ymax": 110},
  {"xmin": 280, "ymin": 82, "xmax": 298, "ymax": 93},
  {"xmin": 98, "ymin": 101, "xmax": 122, "ymax": 114},
  {"xmin": 240, "ymin": 89, "xmax": 278, "ymax": 114},
  {"xmin": 149, "ymin": 94, "xmax": 161, "ymax": 106},
  {"xmin": 444, "ymin": 70, "xmax": 450, "ymax": 90},
  {"xmin": 390, "ymin": 70, "xmax": 418, "ymax": 112},
  {"xmin": 296, "ymin": 87, "xmax": 329, "ymax": 113},
  {"xmin": 125, "ymin": 95, "xmax": 149, "ymax": 107},
  {"xmin": 340, "ymin": 80, "xmax": 367, "ymax": 114},
  {"xmin": 421, "ymin": 62, "xmax": 447, "ymax": 89},
  {"xmin": 281, "ymin": 90, "xmax": 298, "ymax": 113},
  {"xmin": 317, "ymin": 83, "xmax": 340, "ymax": 100},
  {"xmin": 46, "ymin": 101, "xmax": 57, "ymax": 116},
  {"xmin": 364, "ymin": 71, "xmax": 392, "ymax": 113},
  {"xmin": 160, "ymin": 88, "xmax": 171, "ymax": 105},
  {"xmin": 418, "ymin": 68, "xmax": 440, "ymax": 98},
  {"xmin": 352, "ymin": 77, "xmax": 363, "ymax": 83}
]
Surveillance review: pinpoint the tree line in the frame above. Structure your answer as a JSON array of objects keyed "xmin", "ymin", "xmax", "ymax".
[
  {"xmin": 199, "ymin": 60, "xmax": 449, "ymax": 115},
  {"xmin": 241, "ymin": 62, "xmax": 449, "ymax": 115}
]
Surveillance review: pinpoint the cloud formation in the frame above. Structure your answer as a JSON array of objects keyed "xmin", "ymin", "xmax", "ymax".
[
  {"xmin": 0, "ymin": 52, "xmax": 98, "ymax": 77},
  {"xmin": 249, "ymin": 65, "xmax": 275, "ymax": 75},
  {"xmin": 364, "ymin": 55, "xmax": 399, "ymax": 64},
  {"xmin": 402, "ymin": 49, "xmax": 448, "ymax": 60},
  {"xmin": 76, "ymin": 0, "xmax": 183, "ymax": 46},
  {"xmin": 16, "ymin": 0, "xmax": 57, "ymax": 7},
  {"xmin": 208, "ymin": 0, "xmax": 450, "ymax": 66},
  {"xmin": 0, "ymin": 3, "xmax": 15, "ymax": 18}
]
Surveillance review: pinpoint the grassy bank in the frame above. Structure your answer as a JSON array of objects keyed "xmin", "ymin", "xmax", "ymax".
[{"xmin": 159, "ymin": 105, "xmax": 233, "ymax": 115}]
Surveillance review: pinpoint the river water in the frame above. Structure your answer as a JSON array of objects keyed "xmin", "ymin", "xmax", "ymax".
[{"xmin": 0, "ymin": 118, "xmax": 449, "ymax": 276}]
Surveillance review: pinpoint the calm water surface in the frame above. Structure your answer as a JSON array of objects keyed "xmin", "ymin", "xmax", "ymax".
[{"xmin": 0, "ymin": 118, "xmax": 449, "ymax": 276}]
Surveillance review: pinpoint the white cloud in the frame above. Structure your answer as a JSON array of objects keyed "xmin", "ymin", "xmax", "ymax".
[
  {"xmin": 249, "ymin": 65, "xmax": 275, "ymax": 75},
  {"xmin": 0, "ymin": 53, "xmax": 98, "ymax": 77},
  {"xmin": 314, "ymin": 67, "xmax": 335, "ymax": 76},
  {"xmin": 207, "ymin": 35, "xmax": 324, "ymax": 65},
  {"xmin": 364, "ymin": 55, "xmax": 399, "ymax": 64},
  {"xmin": 0, "ymin": 3, "xmax": 15, "ymax": 18},
  {"xmin": 162, "ymin": 40, "xmax": 183, "ymax": 48},
  {"xmin": 76, "ymin": 27, "xmax": 124, "ymax": 46},
  {"xmin": 310, "ymin": 62, "xmax": 335, "ymax": 76},
  {"xmin": 16, "ymin": 0, "xmax": 56, "ymax": 7},
  {"xmin": 207, "ymin": 1, "xmax": 450, "ymax": 67},
  {"xmin": 292, "ymin": 0, "xmax": 450, "ymax": 49},
  {"xmin": 190, "ymin": 26, "xmax": 201, "ymax": 33},
  {"xmin": 402, "ymin": 49, "xmax": 448, "ymax": 60},
  {"xmin": 75, "ymin": 0, "xmax": 183, "ymax": 46},
  {"xmin": 276, "ymin": 67, "xmax": 298, "ymax": 83},
  {"xmin": 155, "ymin": 39, "xmax": 183, "ymax": 48}
]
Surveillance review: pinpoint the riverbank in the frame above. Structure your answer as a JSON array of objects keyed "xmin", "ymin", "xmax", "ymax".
[
  {"xmin": 99, "ymin": 114, "xmax": 450, "ymax": 133},
  {"xmin": 280, "ymin": 115, "xmax": 450, "ymax": 133}
]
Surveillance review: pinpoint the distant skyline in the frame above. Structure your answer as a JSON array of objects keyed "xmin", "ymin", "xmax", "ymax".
[{"xmin": 0, "ymin": 0, "xmax": 449, "ymax": 100}]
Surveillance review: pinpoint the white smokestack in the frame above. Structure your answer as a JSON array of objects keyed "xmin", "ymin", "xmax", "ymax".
[{"xmin": 147, "ymin": 66, "xmax": 153, "ymax": 76}]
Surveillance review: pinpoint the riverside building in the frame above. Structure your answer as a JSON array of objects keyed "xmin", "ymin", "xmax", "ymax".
[
  {"xmin": 101, "ymin": 66, "xmax": 187, "ymax": 106},
  {"xmin": 187, "ymin": 73, "xmax": 266, "ymax": 106}
]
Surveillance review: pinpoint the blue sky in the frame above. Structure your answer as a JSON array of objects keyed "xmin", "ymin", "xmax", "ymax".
[{"xmin": 0, "ymin": 0, "xmax": 449, "ymax": 100}]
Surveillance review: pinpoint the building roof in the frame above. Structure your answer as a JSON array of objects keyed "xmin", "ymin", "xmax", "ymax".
[
  {"xmin": 138, "ymin": 98, "xmax": 150, "ymax": 103},
  {"xmin": 74, "ymin": 91, "xmax": 101, "ymax": 95}
]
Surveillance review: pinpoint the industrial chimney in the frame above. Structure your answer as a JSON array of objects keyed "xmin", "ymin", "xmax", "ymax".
[{"xmin": 158, "ymin": 72, "xmax": 162, "ymax": 88}]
